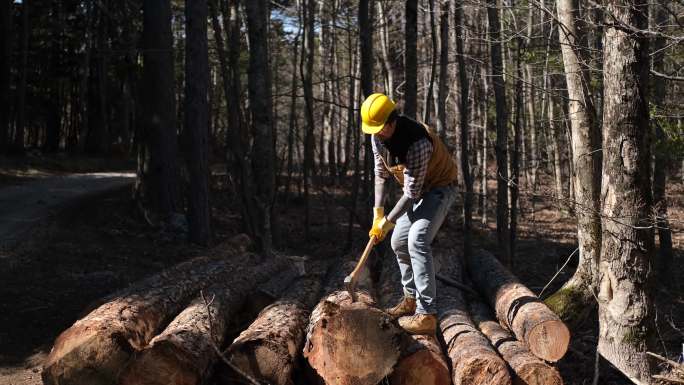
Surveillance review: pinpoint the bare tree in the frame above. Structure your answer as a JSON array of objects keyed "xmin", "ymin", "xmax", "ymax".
[
  {"xmin": 597, "ymin": 0, "xmax": 655, "ymax": 382},
  {"xmin": 486, "ymin": 0, "xmax": 510, "ymax": 265},
  {"xmin": 185, "ymin": 0, "xmax": 211, "ymax": 245},
  {"xmin": 244, "ymin": 0, "xmax": 277, "ymax": 251},
  {"xmin": 13, "ymin": 0, "xmax": 29, "ymax": 153},
  {"xmin": 1, "ymin": 0, "xmax": 11, "ymax": 150},
  {"xmin": 136, "ymin": 0, "xmax": 180, "ymax": 221},
  {"xmin": 545, "ymin": 0, "xmax": 602, "ymax": 325},
  {"xmin": 301, "ymin": 0, "xmax": 315, "ymax": 240},
  {"xmin": 404, "ymin": 0, "xmax": 417, "ymax": 119}
]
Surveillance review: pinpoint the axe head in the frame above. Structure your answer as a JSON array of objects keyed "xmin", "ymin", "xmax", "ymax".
[{"xmin": 344, "ymin": 274, "xmax": 358, "ymax": 302}]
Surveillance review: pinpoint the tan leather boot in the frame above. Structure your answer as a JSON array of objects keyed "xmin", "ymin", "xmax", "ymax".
[
  {"xmin": 385, "ymin": 296, "xmax": 417, "ymax": 318},
  {"xmin": 398, "ymin": 314, "xmax": 437, "ymax": 335}
]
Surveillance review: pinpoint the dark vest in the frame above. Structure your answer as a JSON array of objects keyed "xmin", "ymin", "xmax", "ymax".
[{"xmin": 382, "ymin": 116, "xmax": 432, "ymax": 165}]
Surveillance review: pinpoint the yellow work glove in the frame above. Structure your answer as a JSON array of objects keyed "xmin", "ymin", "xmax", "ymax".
[
  {"xmin": 369, "ymin": 207, "xmax": 384, "ymax": 238},
  {"xmin": 369, "ymin": 216, "xmax": 395, "ymax": 243}
]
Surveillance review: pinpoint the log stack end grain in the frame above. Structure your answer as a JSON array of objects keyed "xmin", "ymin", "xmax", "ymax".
[
  {"xmin": 390, "ymin": 335, "xmax": 451, "ymax": 385},
  {"xmin": 303, "ymin": 290, "xmax": 403, "ymax": 385},
  {"xmin": 469, "ymin": 249, "xmax": 570, "ymax": 362}
]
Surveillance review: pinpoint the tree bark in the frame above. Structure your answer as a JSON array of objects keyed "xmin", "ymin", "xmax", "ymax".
[
  {"xmin": 13, "ymin": 0, "xmax": 28, "ymax": 153},
  {"xmin": 650, "ymin": 2, "xmax": 673, "ymax": 286},
  {"xmin": 303, "ymin": 260, "xmax": 403, "ymax": 385},
  {"xmin": 135, "ymin": 0, "xmax": 180, "ymax": 221},
  {"xmin": 422, "ymin": 0, "xmax": 438, "ymax": 125},
  {"xmin": 469, "ymin": 299, "xmax": 563, "ymax": 385},
  {"xmin": 42, "ymin": 239, "xmax": 252, "ymax": 385},
  {"xmin": 185, "ymin": 0, "xmax": 211, "ymax": 245},
  {"xmin": 301, "ymin": 0, "xmax": 315, "ymax": 240},
  {"xmin": 598, "ymin": 0, "xmax": 655, "ymax": 382},
  {"xmin": 436, "ymin": 1, "xmax": 449, "ymax": 141},
  {"xmin": 0, "ymin": 0, "xmax": 10, "ymax": 150},
  {"xmin": 404, "ymin": 0, "xmax": 417, "ymax": 119},
  {"xmin": 120, "ymin": 257, "xmax": 289, "ymax": 385},
  {"xmin": 467, "ymin": 249, "xmax": 570, "ymax": 362},
  {"xmin": 487, "ymin": 0, "xmax": 510, "ymax": 266},
  {"xmin": 545, "ymin": 0, "xmax": 602, "ymax": 325},
  {"xmin": 435, "ymin": 250, "xmax": 511, "ymax": 385},
  {"xmin": 245, "ymin": 0, "xmax": 277, "ymax": 251},
  {"xmin": 222, "ymin": 264, "xmax": 327, "ymax": 385}
]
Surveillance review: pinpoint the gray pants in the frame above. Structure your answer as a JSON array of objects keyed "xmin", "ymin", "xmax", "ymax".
[{"xmin": 390, "ymin": 184, "xmax": 457, "ymax": 314}]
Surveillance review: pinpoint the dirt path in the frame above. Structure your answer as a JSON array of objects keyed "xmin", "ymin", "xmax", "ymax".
[{"xmin": 0, "ymin": 172, "xmax": 134, "ymax": 250}]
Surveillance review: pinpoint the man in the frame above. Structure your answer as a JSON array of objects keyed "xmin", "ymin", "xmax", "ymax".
[{"xmin": 362, "ymin": 93, "xmax": 458, "ymax": 335}]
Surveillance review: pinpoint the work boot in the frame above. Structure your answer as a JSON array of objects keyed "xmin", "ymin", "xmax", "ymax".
[
  {"xmin": 384, "ymin": 296, "xmax": 417, "ymax": 318},
  {"xmin": 398, "ymin": 314, "xmax": 437, "ymax": 335}
]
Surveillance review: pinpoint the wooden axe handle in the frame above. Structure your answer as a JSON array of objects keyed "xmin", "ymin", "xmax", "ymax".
[{"xmin": 349, "ymin": 236, "xmax": 376, "ymax": 282}]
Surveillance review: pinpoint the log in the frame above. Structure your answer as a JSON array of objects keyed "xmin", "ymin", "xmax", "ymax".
[
  {"xmin": 377, "ymin": 253, "xmax": 450, "ymax": 385},
  {"xmin": 120, "ymin": 255, "xmax": 291, "ymax": 385},
  {"xmin": 42, "ymin": 239, "xmax": 252, "ymax": 385},
  {"xmin": 303, "ymin": 259, "xmax": 403, "ymax": 385},
  {"xmin": 220, "ymin": 262, "xmax": 328, "ymax": 385},
  {"xmin": 469, "ymin": 299, "xmax": 564, "ymax": 385},
  {"xmin": 434, "ymin": 250, "xmax": 512, "ymax": 385},
  {"xmin": 467, "ymin": 249, "xmax": 570, "ymax": 362}
]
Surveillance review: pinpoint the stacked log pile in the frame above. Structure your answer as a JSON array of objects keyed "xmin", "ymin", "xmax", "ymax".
[
  {"xmin": 42, "ymin": 242, "xmax": 569, "ymax": 385},
  {"xmin": 42, "ymin": 236, "xmax": 255, "ymax": 385}
]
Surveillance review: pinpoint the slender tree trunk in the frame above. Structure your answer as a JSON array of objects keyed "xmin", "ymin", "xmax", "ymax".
[
  {"xmin": 548, "ymin": 98, "xmax": 565, "ymax": 203},
  {"xmin": 244, "ymin": 0, "xmax": 276, "ymax": 251},
  {"xmin": 13, "ymin": 0, "xmax": 29, "ymax": 153},
  {"xmin": 301, "ymin": 0, "xmax": 315, "ymax": 240},
  {"xmin": 598, "ymin": 0, "xmax": 655, "ymax": 382},
  {"xmin": 422, "ymin": 0, "xmax": 437, "ymax": 125},
  {"xmin": 404, "ymin": 0, "xmax": 417, "ymax": 119},
  {"xmin": 487, "ymin": 0, "xmax": 510, "ymax": 265},
  {"xmin": 185, "ymin": 0, "xmax": 211, "ymax": 245},
  {"xmin": 454, "ymin": 0, "xmax": 472, "ymax": 260},
  {"xmin": 436, "ymin": 0, "xmax": 448, "ymax": 141},
  {"xmin": 1, "ymin": 0, "xmax": 12, "ymax": 151},
  {"xmin": 510, "ymin": 32, "xmax": 522, "ymax": 265},
  {"xmin": 136, "ymin": 0, "xmax": 180, "ymax": 221},
  {"xmin": 650, "ymin": 2, "xmax": 673, "ymax": 285},
  {"xmin": 525, "ymin": 64, "xmax": 539, "ymax": 191},
  {"xmin": 359, "ymin": 0, "xmax": 374, "ymax": 221},
  {"xmin": 545, "ymin": 0, "xmax": 602, "ymax": 325},
  {"xmin": 377, "ymin": 1, "xmax": 394, "ymax": 99},
  {"xmin": 481, "ymin": 65, "xmax": 489, "ymax": 226}
]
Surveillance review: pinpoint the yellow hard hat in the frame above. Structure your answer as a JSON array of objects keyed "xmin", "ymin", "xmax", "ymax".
[{"xmin": 360, "ymin": 93, "xmax": 396, "ymax": 134}]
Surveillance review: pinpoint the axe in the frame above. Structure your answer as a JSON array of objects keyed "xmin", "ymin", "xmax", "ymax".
[{"xmin": 344, "ymin": 236, "xmax": 376, "ymax": 302}]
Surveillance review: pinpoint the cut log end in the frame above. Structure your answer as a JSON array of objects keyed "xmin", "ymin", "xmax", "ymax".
[
  {"xmin": 304, "ymin": 292, "xmax": 402, "ymax": 385},
  {"xmin": 527, "ymin": 320, "xmax": 570, "ymax": 362},
  {"xmin": 42, "ymin": 325, "xmax": 132, "ymax": 385},
  {"xmin": 513, "ymin": 362, "xmax": 564, "ymax": 385},
  {"xmin": 390, "ymin": 346, "xmax": 450, "ymax": 385},
  {"xmin": 454, "ymin": 354, "xmax": 512, "ymax": 385},
  {"xmin": 120, "ymin": 341, "xmax": 198, "ymax": 385},
  {"xmin": 226, "ymin": 343, "xmax": 293, "ymax": 385}
]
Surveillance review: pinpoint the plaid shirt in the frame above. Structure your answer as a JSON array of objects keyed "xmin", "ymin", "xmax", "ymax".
[{"xmin": 372, "ymin": 135, "xmax": 433, "ymax": 199}]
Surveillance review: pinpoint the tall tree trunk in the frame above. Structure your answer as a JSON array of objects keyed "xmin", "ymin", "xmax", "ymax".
[
  {"xmin": 548, "ymin": 98, "xmax": 565, "ymax": 203},
  {"xmin": 545, "ymin": 0, "xmax": 601, "ymax": 325},
  {"xmin": 486, "ymin": 0, "xmax": 510, "ymax": 266},
  {"xmin": 1, "ymin": 0, "xmax": 12, "ymax": 151},
  {"xmin": 598, "ymin": 0, "xmax": 655, "ymax": 382},
  {"xmin": 245, "ymin": 0, "xmax": 276, "ymax": 251},
  {"xmin": 13, "ymin": 0, "xmax": 29, "ymax": 153},
  {"xmin": 404, "ymin": 0, "xmax": 417, "ymax": 119},
  {"xmin": 454, "ymin": 0, "xmax": 472, "ymax": 260},
  {"xmin": 480, "ymin": 65, "xmax": 489, "ymax": 226},
  {"xmin": 525, "ymin": 64, "xmax": 539, "ymax": 191},
  {"xmin": 135, "ymin": 0, "xmax": 180, "ymax": 221},
  {"xmin": 436, "ymin": 0, "xmax": 448, "ymax": 141},
  {"xmin": 422, "ymin": 0, "xmax": 437, "ymax": 125},
  {"xmin": 301, "ymin": 0, "xmax": 316, "ymax": 240},
  {"xmin": 650, "ymin": 2, "xmax": 673, "ymax": 286},
  {"xmin": 377, "ymin": 1, "xmax": 394, "ymax": 99},
  {"xmin": 359, "ymin": 0, "xmax": 374, "ymax": 223},
  {"xmin": 510, "ymin": 31, "xmax": 522, "ymax": 265},
  {"xmin": 185, "ymin": 0, "xmax": 211, "ymax": 245}
]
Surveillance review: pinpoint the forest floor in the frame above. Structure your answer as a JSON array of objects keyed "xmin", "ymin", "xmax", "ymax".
[{"xmin": 0, "ymin": 158, "xmax": 681, "ymax": 385}]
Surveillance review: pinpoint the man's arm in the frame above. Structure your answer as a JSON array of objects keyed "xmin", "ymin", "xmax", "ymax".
[
  {"xmin": 372, "ymin": 136, "xmax": 390, "ymax": 209},
  {"xmin": 386, "ymin": 138, "xmax": 433, "ymax": 223}
]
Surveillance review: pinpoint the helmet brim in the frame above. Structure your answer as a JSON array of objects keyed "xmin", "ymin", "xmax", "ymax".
[{"xmin": 362, "ymin": 120, "xmax": 385, "ymax": 135}]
